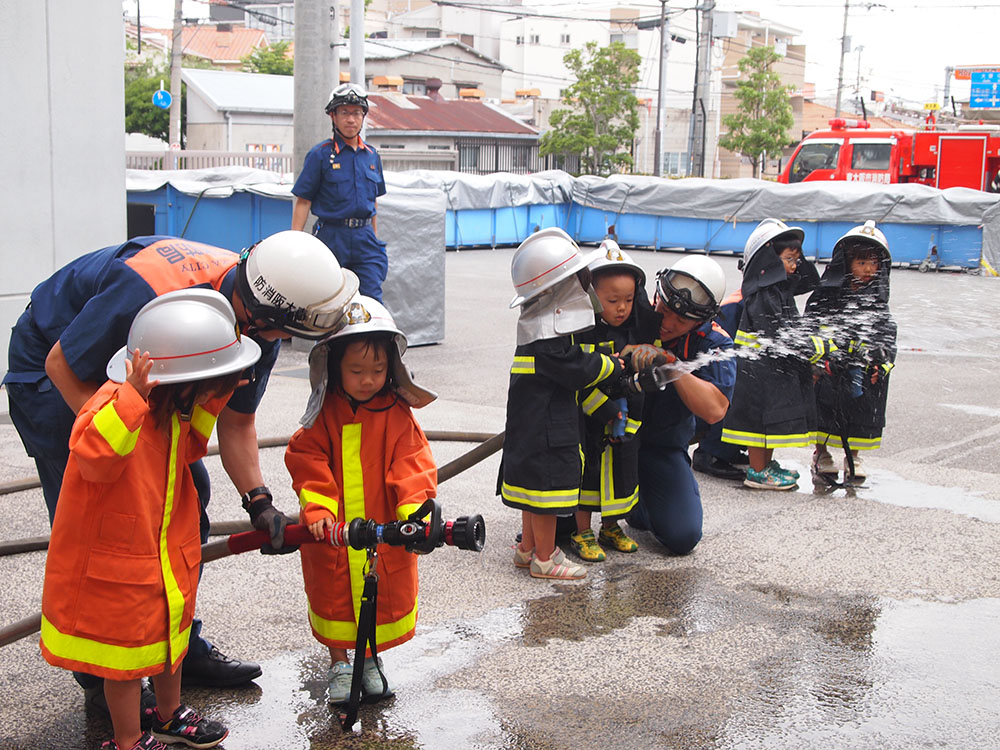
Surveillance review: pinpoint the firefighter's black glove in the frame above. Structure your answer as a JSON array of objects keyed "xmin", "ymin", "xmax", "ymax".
[{"xmin": 242, "ymin": 487, "xmax": 299, "ymax": 555}]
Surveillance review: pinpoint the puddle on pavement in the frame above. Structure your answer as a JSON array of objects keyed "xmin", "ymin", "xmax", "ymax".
[
  {"xmin": 718, "ymin": 597, "xmax": 1000, "ymax": 749},
  {"xmin": 853, "ymin": 470, "xmax": 1000, "ymax": 523},
  {"xmin": 181, "ymin": 578, "xmax": 1000, "ymax": 749}
]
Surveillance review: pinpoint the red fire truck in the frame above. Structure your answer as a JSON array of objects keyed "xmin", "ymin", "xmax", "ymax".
[{"xmin": 778, "ymin": 118, "xmax": 1000, "ymax": 191}]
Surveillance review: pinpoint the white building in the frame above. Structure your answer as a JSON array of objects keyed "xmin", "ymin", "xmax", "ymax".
[{"xmin": 0, "ymin": 0, "xmax": 126, "ymax": 372}]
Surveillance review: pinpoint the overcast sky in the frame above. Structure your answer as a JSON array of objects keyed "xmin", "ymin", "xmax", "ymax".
[{"xmin": 124, "ymin": 0, "xmax": 1000, "ymax": 108}]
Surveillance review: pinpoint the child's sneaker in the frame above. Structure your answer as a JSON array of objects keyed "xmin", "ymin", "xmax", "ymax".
[
  {"xmin": 327, "ymin": 660, "xmax": 354, "ymax": 705},
  {"xmin": 151, "ymin": 704, "xmax": 228, "ymax": 748},
  {"xmin": 569, "ymin": 529, "xmax": 605, "ymax": 561},
  {"xmin": 599, "ymin": 523, "xmax": 638, "ymax": 552},
  {"xmin": 844, "ymin": 454, "xmax": 866, "ymax": 484},
  {"xmin": 812, "ymin": 448, "xmax": 837, "ymax": 476},
  {"xmin": 361, "ymin": 656, "xmax": 394, "ymax": 701},
  {"xmin": 530, "ymin": 548, "xmax": 586, "ymax": 579},
  {"xmin": 512, "ymin": 544, "xmax": 533, "ymax": 568},
  {"xmin": 744, "ymin": 465, "xmax": 797, "ymax": 491},
  {"xmin": 101, "ymin": 733, "xmax": 169, "ymax": 750},
  {"xmin": 767, "ymin": 459, "xmax": 799, "ymax": 480}
]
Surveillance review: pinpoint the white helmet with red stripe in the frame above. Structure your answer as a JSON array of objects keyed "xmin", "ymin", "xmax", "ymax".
[
  {"xmin": 106, "ymin": 288, "xmax": 262, "ymax": 384},
  {"xmin": 509, "ymin": 227, "xmax": 598, "ymax": 308}
]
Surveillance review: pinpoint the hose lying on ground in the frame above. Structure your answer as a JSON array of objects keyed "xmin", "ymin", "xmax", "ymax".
[{"xmin": 0, "ymin": 431, "xmax": 504, "ymax": 649}]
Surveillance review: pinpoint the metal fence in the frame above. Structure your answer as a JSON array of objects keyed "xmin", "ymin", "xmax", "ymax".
[
  {"xmin": 126, "ymin": 146, "xmax": 578, "ymax": 176},
  {"xmin": 126, "ymin": 150, "xmax": 294, "ymax": 173},
  {"xmin": 452, "ymin": 137, "xmax": 579, "ymax": 176}
]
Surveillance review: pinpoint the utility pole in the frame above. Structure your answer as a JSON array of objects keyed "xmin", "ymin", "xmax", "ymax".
[
  {"xmin": 168, "ymin": 0, "xmax": 183, "ymax": 149},
  {"xmin": 653, "ymin": 0, "xmax": 669, "ymax": 177},
  {"xmin": 943, "ymin": 66, "xmax": 954, "ymax": 109},
  {"xmin": 687, "ymin": 1, "xmax": 713, "ymax": 177},
  {"xmin": 294, "ymin": 0, "xmax": 337, "ymax": 182},
  {"xmin": 834, "ymin": 0, "xmax": 849, "ymax": 117},
  {"xmin": 350, "ymin": 0, "xmax": 365, "ymax": 88}
]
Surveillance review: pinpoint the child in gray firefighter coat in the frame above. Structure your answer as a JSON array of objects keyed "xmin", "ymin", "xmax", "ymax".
[
  {"xmin": 570, "ymin": 240, "xmax": 648, "ymax": 562},
  {"xmin": 721, "ymin": 218, "xmax": 825, "ymax": 490},
  {"xmin": 806, "ymin": 220, "xmax": 897, "ymax": 485},
  {"xmin": 499, "ymin": 228, "xmax": 622, "ymax": 580}
]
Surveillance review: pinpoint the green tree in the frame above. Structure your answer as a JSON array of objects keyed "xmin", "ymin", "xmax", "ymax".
[
  {"xmin": 540, "ymin": 41, "xmax": 641, "ymax": 176},
  {"xmin": 242, "ymin": 41, "xmax": 294, "ymax": 75},
  {"xmin": 719, "ymin": 45, "xmax": 794, "ymax": 178},
  {"xmin": 125, "ymin": 60, "xmax": 171, "ymax": 141}
]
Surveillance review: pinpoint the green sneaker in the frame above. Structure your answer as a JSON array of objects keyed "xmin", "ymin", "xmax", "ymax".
[
  {"xmin": 767, "ymin": 460, "xmax": 800, "ymax": 480},
  {"xmin": 599, "ymin": 523, "xmax": 638, "ymax": 553},
  {"xmin": 744, "ymin": 465, "xmax": 797, "ymax": 491},
  {"xmin": 569, "ymin": 529, "xmax": 606, "ymax": 562}
]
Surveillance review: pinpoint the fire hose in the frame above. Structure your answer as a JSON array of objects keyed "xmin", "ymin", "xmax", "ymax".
[{"xmin": 0, "ymin": 430, "xmax": 503, "ymax": 649}]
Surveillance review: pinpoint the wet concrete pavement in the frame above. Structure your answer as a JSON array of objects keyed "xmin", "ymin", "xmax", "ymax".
[{"xmin": 2, "ymin": 248, "xmax": 999, "ymax": 749}]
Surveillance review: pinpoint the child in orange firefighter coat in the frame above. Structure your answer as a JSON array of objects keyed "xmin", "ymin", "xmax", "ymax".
[
  {"xmin": 40, "ymin": 289, "xmax": 261, "ymax": 750},
  {"xmin": 284, "ymin": 296, "xmax": 438, "ymax": 706}
]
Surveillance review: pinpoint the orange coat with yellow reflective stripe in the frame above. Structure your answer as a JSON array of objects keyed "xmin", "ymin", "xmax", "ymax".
[
  {"xmin": 284, "ymin": 391, "xmax": 436, "ymax": 653},
  {"xmin": 40, "ymin": 381, "xmax": 223, "ymax": 680}
]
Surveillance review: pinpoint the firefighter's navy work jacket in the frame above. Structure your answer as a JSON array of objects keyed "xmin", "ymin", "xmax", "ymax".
[
  {"xmin": 500, "ymin": 336, "xmax": 620, "ymax": 514},
  {"xmin": 4, "ymin": 236, "xmax": 278, "ymax": 520},
  {"xmin": 641, "ymin": 320, "xmax": 737, "ymax": 450}
]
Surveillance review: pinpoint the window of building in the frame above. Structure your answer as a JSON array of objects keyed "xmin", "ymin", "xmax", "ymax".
[
  {"xmin": 245, "ymin": 4, "xmax": 294, "ymax": 42},
  {"xmin": 425, "ymin": 29, "xmax": 440, "ymax": 38},
  {"xmin": 609, "ymin": 31, "xmax": 638, "ymax": 49},
  {"xmin": 515, "ymin": 35, "xmax": 524, "ymax": 45},
  {"xmin": 530, "ymin": 34, "xmax": 540, "ymax": 44},
  {"xmin": 663, "ymin": 151, "xmax": 689, "ymax": 177},
  {"xmin": 379, "ymin": 144, "xmax": 406, "ymax": 149},
  {"xmin": 428, "ymin": 144, "xmax": 452, "ymax": 150},
  {"xmin": 459, "ymin": 143, "xmax": 479, "ymax": 171},
  {"xmin": 403, "ymin": 79, "xmax": 427, "ymax": 95},
  {"xmin": 560, "ymin": 33, "xmax": 571, "ymax": 44}
]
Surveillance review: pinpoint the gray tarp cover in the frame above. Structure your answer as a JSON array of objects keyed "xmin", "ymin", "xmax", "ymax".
[
  {"xmin": 571, "ymin": 175, "xmax": 1000, "ymax": 226},
  {"xmin": 982, "ymin": 202, "xmax": 1000, "ymax": 274},
  {"xmin": 377, "ymin": 189, "xmax": 447, "ymax": 346},
  {"xmin": 126, "ymin": 168, "xmax": 1000, "ymax": 277},
  {"xmin": 383, "ymin": 169, "xmax": 575, "ymax": 209},
  {"xmin": 125, "ymin": 168, "xmax": 448, "ymax": 343}
]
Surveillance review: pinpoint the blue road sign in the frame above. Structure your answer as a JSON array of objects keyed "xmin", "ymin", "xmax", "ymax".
[
  {"xmin": 152, "ymin": 89, "xmax": 172, "ymax": 109},
  {"xmin": 971, "ymin": 71, "xmax": 1000, "ymax": 109}
]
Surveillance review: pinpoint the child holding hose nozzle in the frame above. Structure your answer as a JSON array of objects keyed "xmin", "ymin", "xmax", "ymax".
[
  {"xmin": 721, "ymin": 219, "xmax": 828, "ymax": 490},
  {"xmin": 805, "ymin": 220, "xmax": 897, "ymax": 485},
  {"xmin": 40, "ymin": 289, "xmax": 263, "ymax": 750},
  {"xmin": 284, "ymin": 296, "xmax": 438, "ymax": 706},
  {"xmin": 500, "ymin": 228, "xmax": 624, "ymax": 580},
  {"xmin": 569, "ymin": 240, "xmax": 649, "ymax": 563}
]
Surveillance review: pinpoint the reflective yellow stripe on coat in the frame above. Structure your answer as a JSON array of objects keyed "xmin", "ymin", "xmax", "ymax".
[{"xmin": 306, "ymin": 423, "xmax": 418, "ymax": 646}]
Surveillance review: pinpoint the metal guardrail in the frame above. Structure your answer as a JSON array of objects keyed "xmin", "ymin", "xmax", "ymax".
[{"xmin": 126, "ymin": 150, "xmax": 293, "ymax": 173}]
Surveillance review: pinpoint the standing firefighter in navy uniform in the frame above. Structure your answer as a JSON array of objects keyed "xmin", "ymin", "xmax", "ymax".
[
  {"xmin": 500, "ymin": 228, "xmax": 623, "ymax": 581},
  {"xmin": 292, "ymin": 83, "xmax": 389, "ymax": 301}
]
